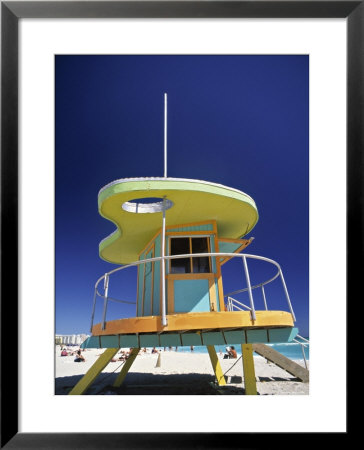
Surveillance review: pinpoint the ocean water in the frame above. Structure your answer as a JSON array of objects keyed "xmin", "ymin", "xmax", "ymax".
[{"xmin": 160, "ymin": 341, "xmax": 309, "ymax": 361}]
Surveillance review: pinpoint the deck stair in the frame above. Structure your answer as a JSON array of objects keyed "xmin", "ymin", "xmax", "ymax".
[{"xmin": 252, "ymin": 343, "xmax": 309, "ymax": 383}]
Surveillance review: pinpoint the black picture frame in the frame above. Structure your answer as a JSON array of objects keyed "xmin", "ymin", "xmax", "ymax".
[{"xmin": 1, "ymin": 1, "xmax": 357, "ymax": 447}]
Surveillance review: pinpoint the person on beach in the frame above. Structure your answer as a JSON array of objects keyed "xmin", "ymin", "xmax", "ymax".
[
  {"xmin": 74, "ymin": 349, "xmax": 85, "ymax": 362},
  {"xmin": 151, "ymin": 347, "xmax": 159, "ymax": 354},
  {"xmin": 118, "ymin": 349, "xmax": 130, "ymax": 361},
  {"xmin": 190, "ymin": 346, "xmax": 194, "ymax": 352},
  {"xmin": 61, "ymin": 349, "xmax": 68, "ymax": 356},
  {"xmin": 118, "ymin": 351, "xmax": 126, "ymax": 361},
  {"xmin": 223, "ymin": 346, "xmax": 237, "ymax": 359},
  {"xmin": 229, "ymin": 346, "xmax": 237, "ymax": 358}
]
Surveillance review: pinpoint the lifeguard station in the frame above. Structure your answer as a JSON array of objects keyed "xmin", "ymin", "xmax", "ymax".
[{"xmin": 69, "ymin": 95, "xmax": 306, "ymax": 395}]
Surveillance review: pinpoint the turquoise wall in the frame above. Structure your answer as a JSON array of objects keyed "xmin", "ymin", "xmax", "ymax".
[
  {"xmin": 218, "ymin": 241, "xmax": 243, "ymax": 254},
  {"xmin": 174, "ymin": 279, "xmax": 210, "ymax": 313},
  {"xmin": 167, "ymin": 223, "xmax": 213, "ymax": 232},
  {"xmin": 137, "ymin": 234, "xmax": 162, "ymax": 317}
]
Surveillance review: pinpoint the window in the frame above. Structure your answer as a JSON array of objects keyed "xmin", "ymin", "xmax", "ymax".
[
  {"xmin": 170, "ymin": 236, "xmax": 211, "ymax": 274},
  {"xmin": 191, "ymin": 237, "xmax": 210, "ymax": 273}
]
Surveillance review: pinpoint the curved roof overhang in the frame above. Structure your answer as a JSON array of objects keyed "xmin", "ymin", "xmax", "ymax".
[{"xmin": 98, "ymin": 177, "xmax": 259, "ymax": 264}]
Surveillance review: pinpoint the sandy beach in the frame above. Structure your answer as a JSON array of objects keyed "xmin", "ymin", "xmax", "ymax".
[{"xmin": 55, "ymin": 346, "xmax": 309, "ymax": 395}]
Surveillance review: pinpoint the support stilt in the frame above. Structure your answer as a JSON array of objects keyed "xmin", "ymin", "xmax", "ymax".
[
  {"xmin": 207, "ymin": 345, "xmax": 226, "ymax": 386},
  {"xmin": 241, "ymin": 343, "xmax": 257, "ymax": 395},
  {"xmin": 68, "ymin": 348, "xmax": 119, "ymax": 395},
  {"xmin": 113, "ymin": 347, "xmax": 140, "ymax": 388}
]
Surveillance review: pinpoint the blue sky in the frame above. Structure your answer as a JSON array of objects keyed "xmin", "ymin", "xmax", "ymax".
[{"xmin": 55, "ymin": 55, "xmax": 309, "ymax": 337}]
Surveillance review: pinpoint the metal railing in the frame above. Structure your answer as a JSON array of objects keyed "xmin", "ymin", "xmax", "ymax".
[
  {"xmin": 226, "ymin": 296, "xmax": 253, "ymax": 312},
  {"xmin": 293, "ymin": 334, "xmax": 309, "ymax": 369},
  {"xmin": 90, "ymin": 252, "xmax": 296, "ymax": 332}
]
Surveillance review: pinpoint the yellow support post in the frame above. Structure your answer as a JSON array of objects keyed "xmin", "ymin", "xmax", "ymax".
[
  {"xmin": 69, "ymin": 348, "xmax": 119, "ymax": 395},
  {"xmin": 241, "ymin": 343, "xmax": 257, "ymax": 395},
  {"xmin": 113, "ymin": 347, "xmax": 140, "ymax": 388},
  {"xmin": 207, "ymin": 345, "xmax": 226, "ymax": 386}
]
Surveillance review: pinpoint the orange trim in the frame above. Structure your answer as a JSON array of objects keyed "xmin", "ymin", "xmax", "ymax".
[
  {"xmin": 92, "ymin": 310, "xmax": 294, "ymax": 336},
  {"xmin": 207, "ymin": 237, "xmax": 212, "ymax": 273},
  {"xmin": 167, "ymin": 273, "xmax": 215, "ymax": 281},
  {"xmin": 208, "ymin": 277, "xmax": 217, "ymax": 312},
  {"xmin": 214, "ymin": 235, "xmax": 225, "ymax": 312},
  {"xmin": 212, "ymin": 220, "xmax": 218, "ymax": 235},
  {"xmin": 217, "ymin": 276, "xmax": 224, "ymax": 311}
]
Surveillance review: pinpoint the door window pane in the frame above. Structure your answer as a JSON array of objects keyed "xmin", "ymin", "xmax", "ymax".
[
  {"xmin": 170, "ymin": 238, "xmax": 190, "ymax": 273},
  {"xmin": 191, "ymin": 237, "xmax": 210, "ymax": 273}
]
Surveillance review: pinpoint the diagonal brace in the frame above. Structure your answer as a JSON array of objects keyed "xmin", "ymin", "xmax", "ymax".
[
  {"xmin": 207, "ymin": 345, "xmax": 226, "ymax": 386},
  {"xmin": 113, "ymin": 348, "xmax": 140, "ymax": 388},
  {"xmin": 69, "ymin": 348, "xmax": 119, "ymax": 395}
]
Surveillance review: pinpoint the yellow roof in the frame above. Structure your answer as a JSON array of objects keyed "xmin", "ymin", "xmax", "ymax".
[{"xmin": 98, "ymin": 177, "xmax": 258, "ymax": 264}]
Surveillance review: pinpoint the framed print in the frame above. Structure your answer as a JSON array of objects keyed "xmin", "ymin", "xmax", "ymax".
[{"xmin": 1, "ymin": 0, "xmax": 359, "ymax": 447}]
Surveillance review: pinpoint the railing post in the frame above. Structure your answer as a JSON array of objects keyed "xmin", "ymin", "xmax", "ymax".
[
  {"xmin": 101, "ymin": 273, "xmax": 109, "ymax": 330},
  {"xmin": 242, "ymin": 256, "xmax": 256, "ymax": 321},
  {"xmin": 279, "ymin": 269, "xmax": 296, "ymax": 322},
  {"xmin": 261, "ymin": 286, "xmax": 268, "ymax": 310},
  {"xmin": 89, "ymin": 288, "xmax": 97, "ymax": 333},
  {"xmin": 161, "ymin": 197, "xmax": 167, "ymax": 326},
  {"xmin": 300, "ymin": 343, "xmax": 308, "ymax": 369}
]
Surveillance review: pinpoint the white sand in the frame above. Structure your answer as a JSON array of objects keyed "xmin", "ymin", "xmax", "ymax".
[{"xmin": 55, "ymin": 347, "xmax": 309, "ymax": 395}]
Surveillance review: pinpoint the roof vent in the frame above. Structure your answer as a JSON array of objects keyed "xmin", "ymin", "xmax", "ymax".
[{"xmin": 122, "ymin": 197, "xmax": 174, "ymax": 214}]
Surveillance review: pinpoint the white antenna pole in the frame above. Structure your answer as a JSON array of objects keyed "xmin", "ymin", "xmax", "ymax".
[
  {"xmin": 161, "ymin": 196, "xmax": 167, "ymax": 326},
  {"xmin": 161, "ymin": 93, "xmax": 168, "ymax": 326},
  {"xmin": 164, "ymin": 93, "xmax": 167, "ymax": 177}
]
